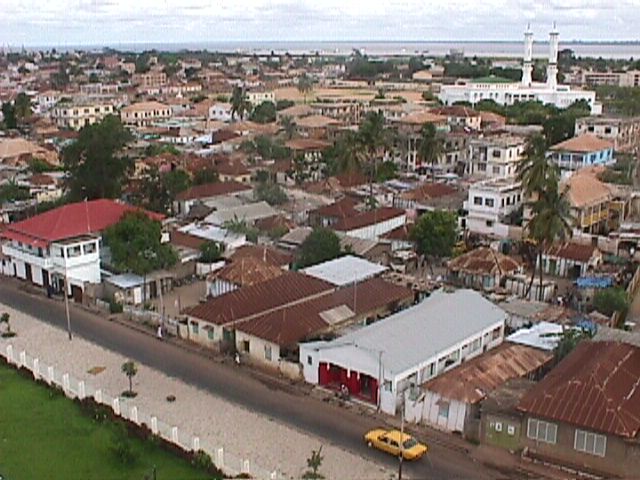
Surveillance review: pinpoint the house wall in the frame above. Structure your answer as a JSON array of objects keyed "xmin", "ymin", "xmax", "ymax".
[
  {"xmin": 343, "ymin": 215, "xmax": 407, "ymax": 241},
  {"xmin": 521, "ymin": 415, "xmax": 640, "ymax": 478},
  {"xmin": 481, "ymin": 412, "xmax": 522, "ymax": 451},
  {"xmin": 184, "ymin": 316, "xmax": 223, "ymax": 346},
  {"xmin": 234, "ymin": 331, "xmax": 281, "ymax": 368},
  {"xmin": 407, "ymin": 391, "xmax": 468, "ymax": 433},
  {"xmin": 206, "ymin": 278, "xmax": 238, "ymax": 297},
  {"xmin": 1, "ymin": 257, "xmax": 13, "ymax": 276}
]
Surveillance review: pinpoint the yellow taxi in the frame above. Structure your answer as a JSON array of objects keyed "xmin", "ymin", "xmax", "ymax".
[{"xmin": 364, "ymin": 428, "xmax": 428, "ymax": 460}]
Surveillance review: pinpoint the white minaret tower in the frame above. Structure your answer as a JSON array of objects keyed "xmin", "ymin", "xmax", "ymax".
[
  {"xmin": 546, "ymin": 22, "xmax": 559, "ymax": 90},
  {"xmin": 521, "ymin": 23, "xmax": 534, "ymax": 86}
]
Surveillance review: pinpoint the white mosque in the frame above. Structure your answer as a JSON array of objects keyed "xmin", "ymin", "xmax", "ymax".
[{"xmin": 438, "ymin": 25, "xmax": 602, "ymax": 115}]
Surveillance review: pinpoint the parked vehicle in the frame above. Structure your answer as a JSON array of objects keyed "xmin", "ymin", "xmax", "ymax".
[{"xmin": 363, "ymin": 429, "xmax": 428, "ymax": 461}]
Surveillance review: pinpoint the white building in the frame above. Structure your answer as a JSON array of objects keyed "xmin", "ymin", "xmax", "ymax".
[
  {"xmin": 302, "ymin": 255, "xmax": 387, "ymax": 287},
  {"xmin": 300, "ymin": 289, "xmax": 507, "ymax": 415},
  {"xmin": 51, "ymin": 99, "xmax": 116, "ymax": 130},
  {"xmin": 121, "ymin": 101, "xmax": 172, "ymax": 127},
  {"xmin": 439, "ymin": 25, "xmax": 602, "ymax": 115},
  {"xmin": 208, "ymin": 102, "xmax": 233, "ymax": 122},
  {"xmin": 463, "ymin": 177, "xmax": 523, "ymax": 237},
  {"xmin": 333, "ymin": 207, "xmax": 407, "ymax": 241},
  {"xmin": 467, "ymin": 135, "xmax": 526, "ymax": 179},
  {"xmin": 246, "ymin": 90, "xmax": 275, "ymax": 107},
  {"xmin": 574, "ymin": 116, "xmax": 640, "ymax": 153}
]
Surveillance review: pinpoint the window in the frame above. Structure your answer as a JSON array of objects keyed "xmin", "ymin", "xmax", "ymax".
[
  {"xmin": 67, "ymin": 245, "xmax": 82, "ymax": 258},
  {"xmin": 495, "ymin": 422, "xmax": 503, "ymax": 432},
  {"xmin": 507, "ymin": 425, "xmax": 515, "ymax": 436},
  {"xmin": 264, "ymin": 345, "xmax": 272, "ymax": 361},
  {"xmin": 438, "ymin": 401, "xmax": 450, "ymax": 418},
  {"xmin": 470, "ymin": 337, "xmax": 482, "ymax": 352},
  {"xmin": 307, "ymin": 355, "xmax": 313, "ymax": 366},
  {"xmin": 485, "ymin": 198, "xmax": 494, "ymax": 207},
  {"xmin": 575, "ymin": 429, "xmax": 606, "ymax": 457},
  {"xmin": 492, "ymin": 150, "xmax": 501, "ymax": 158},
  {"xmin": 384, "ymin": 380, "xmax": 392, "ymax": 392},
  {"xmin": 492, "ymin": 166, "xmax": 500, "ymax": 174},
  {"xmin": 207, "ymin": 329, "xmax": 214, "ymax": 340},
  {"xmin": 473, "ymin": 196, "xmax": 482, "ymax": 205},
  {"xmin": 83, "ymin": 242, "xmax": 96, "ymax": 254},
  {"xmin": 242, "ymin": 340, "xmax": 250, "ymax": 352},
  {"xmin": 191, "ymin": 322, "xmax": 199, "ymax": 335},
  {"xmin": 527, "ymin": 418, "xmax": 557, "ymax": 444}
]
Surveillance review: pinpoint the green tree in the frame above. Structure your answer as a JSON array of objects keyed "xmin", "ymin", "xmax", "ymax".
[
  {"xmin": 140, "ymin": 168, "xmax": 191, "ymax": 215},
  {"xmin": 276, "ymin": 99, "xmax": 295, "ymax": 110},
  {"xmin": 552, "ymin": 327, "xmax": 593, "ymax": 363},
  {"xmin": 193, "ymin": 168, "xmax": 219, "ymax": 185},
  {"xmin": 358, "ymin": 111, "xmax": 390, "ymax": 203},
  {"xmin": 223, "ymin": 216, "xmax": 259, "ymax": 243},
  {"xmin": 411, "ymin": 210, "xmax": 457, "ymax": 261},
  {"xmin": 375, "ymin": 160, "xmax": 398, "ymax": 182},
  {"xmin": 593, "ymin": 287, "xmax": 629, "ymax": 317},
  {"xmin": 14, "ymin": 93, "xmax": 32, "ymax": 125},
  {"xmin": 297, "ymin": 74, "xmax": 314, "ymax": 103},
  {"xmin": 302, "ymin": 446, "xmax": 325, "ymax": 480},
  {"xmin": 121, "ymin": 360, "xmax": 138, "ymax": 395},
  {"xmin": 1, "ymin": 102, "xmax": 17, "ymax": 129},
  {"xmin": 417, "ymin": 123, "xmax": 444, "ymax": 181},
  {"xmin": 104, "ymin": 212, "xmax": 178, "ymax": 276},
  {"xmin": 63, "ymin": 115, "xmax": 133, "ymax": 200},
  {"xmin": 0, "ymin": 179, "xmax": 30, "ymax": 203},
  {"xmin": 199, "ymin": 241, "xmax": 224, "ymax": 263},
  {"xmin": 255, "ymin": 182, "xmax": 288, "ymax": 206},
  {"xmin": 517, "ymin": 134, "xmax": 555, "ymax": 197},
  {"xmin": 298, "ymin": 228, "xmax": 342, "ymax": 268},
  {"xmin": 230, "ymin": 86, "xmax": 250, "ymax": 121},
  {"xmin": 250, "ymin": 101, "xmax": 276, "ymax": 124}
]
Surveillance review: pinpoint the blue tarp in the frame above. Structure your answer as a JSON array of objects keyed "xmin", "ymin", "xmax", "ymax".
[{"xmin": 576, "ymin": 276, "xmax": 614, "ymax": 289}]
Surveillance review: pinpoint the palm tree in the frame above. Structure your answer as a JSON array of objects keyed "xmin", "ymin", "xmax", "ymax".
[
  {"xmin": 297, "ymin": 74, "xmax": 313, "ymax": 104},
  {"xmin": 230, "ymin": 86, "xmax": 249, "ymax": 121},
  {"xmin": 121, "ymin": 360, "xmax": 138, "ymax": 395},
  {"xmin": 517, "ymin": 134, "xmax": 556, "ymax": 197},
  {"xmin": 281, "ymin": 115, "xmax": 296, "ymax": 140},
  {"xmin": 417, "ymin": 123, "xmax": 444, "ymax": 182},
  {"xmin": 526, "ymin": 184, "xmax": 575, "ymax": 301},
  {"xmin": 358, "ymin": 111, "xmax": 390, "ymax": 205}
]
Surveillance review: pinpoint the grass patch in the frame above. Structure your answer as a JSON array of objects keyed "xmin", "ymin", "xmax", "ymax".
[{"xmin": 0, "ymin": 363, "xmax": 218, "ymax": 480}]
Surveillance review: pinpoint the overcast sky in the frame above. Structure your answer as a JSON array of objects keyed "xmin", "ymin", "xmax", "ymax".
[{"xmin": 1, "ymin": 0, "xmax": 639, "ymax": 47}]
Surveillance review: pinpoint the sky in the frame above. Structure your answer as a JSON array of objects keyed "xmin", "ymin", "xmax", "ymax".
[{"xmin": 1, "ymin": 0, "xmax": 640, "ymax": 47}]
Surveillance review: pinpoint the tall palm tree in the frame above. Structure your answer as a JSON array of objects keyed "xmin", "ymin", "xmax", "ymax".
[
  {"xmin": 280, "ymin": 115, "xmax": 296, "ymax": 140},
  {"xmin": 517, "ymin": 134, "xmax": 556, "ymax": 197},
  {"xmin": 417, "ymin": 123, "xmax": 444, "ymax": 182},
  {"xmin": 230, "ymin": 86, "xmax": 249, "ymax": 121},
  {"xmin": 297, "ymin": 74, "xmax": 313, "ymax": 104},
  {"xmin": 358, "ymin": 111, "xmax": 391, "ymax": 205},
  {"xmin": 526, "ymin": 184, "xmax": 575, "ymax": 301}
]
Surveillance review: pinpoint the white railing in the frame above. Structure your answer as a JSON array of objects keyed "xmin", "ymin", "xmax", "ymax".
[{"xmin": 1, "ymin": 344, "xmax": 280, "ymax": 480}]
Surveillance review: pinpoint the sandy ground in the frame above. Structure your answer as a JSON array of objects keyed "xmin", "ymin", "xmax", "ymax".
[{"xmin": 0, "ymin": 302, "xmax": 393, "ymax": 480}]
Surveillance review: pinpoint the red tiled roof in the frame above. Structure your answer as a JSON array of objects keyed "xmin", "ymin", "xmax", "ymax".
[
  {"xmin": 185, "ymin": 271, "xmax": 333, "ymax": 325},
  {"xmin": 170, "ymin": 230, "xmax": 207, "ymax": 250},
  {"xmin": 236, "ymin": 277, "xmax": 413, "ymax": 347},
  {"xmin": 518, "ymin": 341, "xmax": 640, "ymax": 438},
  {"xmin": 430, "ymin": 106, "xmax": 480, "ymax": 118},
  {"xmin": 550, "ymin": 134, "xmax": 614, "ymax": 153},
  {"xmin": 381, "ymin": 223, "xmax": 413, "ymax": 242},
  {"xmin": 334, "ymin": 207, "xmax": 405, "ymax": 232},
  {"xmin": 211, "ymin": 256, "xmax": 285, "ymax": 287},
  {"xmin": 1, "ymin": 199, "xmax": 163, "ymax": 248},
  {"xmin": 334, "ymin": 172, "xmax": 368, "ymax": 188},
  {"xmin": 311, "ymin": 197, "xmax": 359, "ymax": 220},
  {"xmin": 401, "ymin": 182, "xmax": 458, "ymax": 202},
  {"xmin": 216, "ymin": 161, "xmax": 250, "ymax": 177},
  {"xmin": 27, "ymin": 174, "xmax": 56, "ymax": 186},
  {"xmin": 545, "ymin": 242, "xmax": 598, "ymax": 263},
  {"xmin": 231, "ymin": 245, "xmax": 293, "ymax": 267},
  {"xmin": 175, "ymin": 181, "xmax": 251, "ymax": 201}
]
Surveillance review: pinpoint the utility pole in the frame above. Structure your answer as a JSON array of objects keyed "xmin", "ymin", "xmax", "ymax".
[
  {"xmin": 398, "ymin": 402, "xmax": 405, "ymax": 480},
  {"xmin": 63, "ymin": 264, "xmax": 72, "ymax": 341}
]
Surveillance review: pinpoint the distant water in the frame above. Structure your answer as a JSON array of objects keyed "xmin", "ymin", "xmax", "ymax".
[{"xmin": 41, "ymin": 40, "xmax": 640, "ymax": 59}]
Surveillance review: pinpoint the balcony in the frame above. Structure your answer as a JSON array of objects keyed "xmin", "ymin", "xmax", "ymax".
[{"xmin": 1, "ymin": 244, "xmax": 52, "ymax": 269}]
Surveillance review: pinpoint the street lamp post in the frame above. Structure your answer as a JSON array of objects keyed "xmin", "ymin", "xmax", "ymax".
[{"xmin": 64, "ymin": 268, "xmax": 72, "ymax": 341}]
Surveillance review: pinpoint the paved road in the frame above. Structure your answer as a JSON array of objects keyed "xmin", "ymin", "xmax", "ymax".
[{"xmin": 0, "ymin": 281, "xmax": 506, "ymax": 480}]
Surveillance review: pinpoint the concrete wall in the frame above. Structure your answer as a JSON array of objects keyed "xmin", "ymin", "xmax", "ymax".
[
  {"xmin": 406, "ymin": 391, "xmax": 468, "ymax": 433},
  {"xmin": 235, "ymin": 331, "xmax": 281, "ymax": 368}
]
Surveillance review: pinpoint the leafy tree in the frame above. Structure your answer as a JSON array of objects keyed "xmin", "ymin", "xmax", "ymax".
[
  {"xmin": 1, "ymin": 102, "xmax": 17, "ymax": 129},
  {"xmin": 552, "ymin": 327, "xmax": 593, "ymax": 363},
  {"xmin": 322, "ymin": 131, "xmax": 363, "ymax": 176},
  {"xmin": 193, "ymin": 168, "xmax": 219, "ymax": 185},
  {"xmin": 255, "ymin": 181, "xmax": 288, "ymax": 205},
  {"xmin": 410, "ymin": 210, "xmax": 458, "ymax": 259},
  {"xmin": 50, "ymin": 65, "xmax": 70, "ymax": 89},
  {"xmin": 29, "ymin": 157, "xmax": 57, "ymax": 173},
  {"xmin": 140, "ymin": 168, "xmax": 191, "ymax": 215},
  {"xmin": 0, "ymin": 180, "xmax": 30, "ymax": 203},
  {"xmin": 517, "ymin": 134, "xmax": 555, "ymax": 195},
  {"xmin": 593, "ymin": 287, "xmax": 629, "ymax": 317},
  {"xmin": 121, "ymin": 360, "xmax": 138, "ymax": 395},
  {"xmin": 199, "ymin": 241, "xmax": 224, "ymax": 263},
  {"xmin": 298, "ymin": 228, "xmax": 341, "ymax": 268},
  {"xmin": 14, "ymin": 93, "xmax": 32, "ymax": 125},
  {"xmin": 134, "ymin": 53, "xmax": 151, "ymax": 73},
  {"xmin": 223, "ymin": 217, "xmax": 259, "ymax": 243},
  {"xmin": 276, "ymin": 99, "xmax": 295, "ymax": 111},
  {"xmin": 417, "ymin": 123, "xmax": 444, "ymax": 181},
  {"xmin": 144, "ymin": 143, "xmax": 179, "ymax": 157},
  {"xmin": 302, "ymin": 446, "xmax": 325, "ymax": 480},
  {"xmin": 358, "ymin": 111, "xmax": 391, "ymax": 202},
  {"xmin": 250, "ymin": 101, "xmax": 276, "ymax": 124},
  {"xmin": 230, "ymin": 86, "xmax": 250, "ymax": 121},
  {"xmin": 297, "ymin": 74, "xmax": 314, "ymax": 103},
  {"xmin": 63, "ymin": 115, "xmax": 133, "ymax": 200},
  {"xmin": 375, "ymin": 160, "xmax": 398, "ymax": 182},
  {"xmin": 104, "ymin": 212, "xmax": 178, "ymax": 275}
]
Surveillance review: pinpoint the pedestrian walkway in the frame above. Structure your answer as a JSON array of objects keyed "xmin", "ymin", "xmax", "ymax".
[{"xmin": 0, "ymin": 302, "xmax": 393, "ymax": 480}]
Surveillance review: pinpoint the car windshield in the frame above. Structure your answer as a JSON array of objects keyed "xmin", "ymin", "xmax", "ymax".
[{"xmin": 403, "ymin": 438, "xmax": 418, "ymax": 449}]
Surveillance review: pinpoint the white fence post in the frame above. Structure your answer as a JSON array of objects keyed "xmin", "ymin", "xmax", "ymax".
[
  {"xmin": 19, "ymin": 350, "xmax": 26, "ymax": 367},
  {"xmin": 94, "ymin": 389, "xmax": 102, "ymax": 403},
  {"xmin": 33, "ymin": 358, "xmax": 40, "ymax": 379},
  {"xmin": 216, "ymin": 448, "xmax": 224, "ymax": 467},
  {"xmin": 78, "ymin": 381, "xmax": 86, "ymax": 400},
  {"xmin": 6, "ymin": 345, "xmax": 13, "ymax": 363},
  {"xmin": 192, "ymin": 436, "xmax": 200, "ymax": 451},
  {"xmin": 47, "ymin": 366, "xmax": 54, "ymax": 384},
  {"xmin": 62, "ymin": 373, "xmax": 70, "ymax": 392},
  {"xmin": 242, "ymin": 460, "xmax": 250, "ymax": 475},
  {"xmin": 171, "ymin": 426, "xmax": 178, "ymax": 443},
  {"xmin": 112, "ymin": 398, "xmax": 120, "ymax": 416},
  {"xmin": 151, "ymin": 416, "xmax": 158, "ymax": 435},
  {"xmin": 270, "ymin": 471, "xmax": 278, "ymax": 480},
  {"xmin": 130, "ymin": 406, "xmax": 138, "ymax": 424}
]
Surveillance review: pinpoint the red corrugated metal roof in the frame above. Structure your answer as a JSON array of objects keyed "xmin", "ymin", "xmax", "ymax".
[
  {"xmin": 175, "ymin": 181, "xmax": 251, "ymax": 201},
  {"xmin": 236, "ymin": 277, "xmax": 413, "ymax": 347},
  {"xmin": 1, "ymin": 199, "xmax": 163, "ymax": 248},
  {"xmin": 185, "ymin": 271, "xmax": 334, "ymax": 325},
  {"xmin": 333, "ymin": 207, "xmax": 405, "ymax": 232},
  {"xmin": 518, "ymin": 341, "xmax": 640, "ymax": 438}
]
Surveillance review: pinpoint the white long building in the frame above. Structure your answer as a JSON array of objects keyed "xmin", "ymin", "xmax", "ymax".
[{"xmin": 439, "ymin": 25, "xmax": 602, "ymax": 115}]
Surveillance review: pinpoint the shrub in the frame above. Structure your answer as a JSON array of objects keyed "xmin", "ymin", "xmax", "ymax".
[
  {"xmin": 110, "ymin": 426, "xmax": 138, "ymax": 465},
  {"xmin": 192, "ymin": 450, "xmax": 213, "ymax": 470},
  {"xmin": 109, "ymin": 300, "xmax": 123, "ymax": 314}
]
